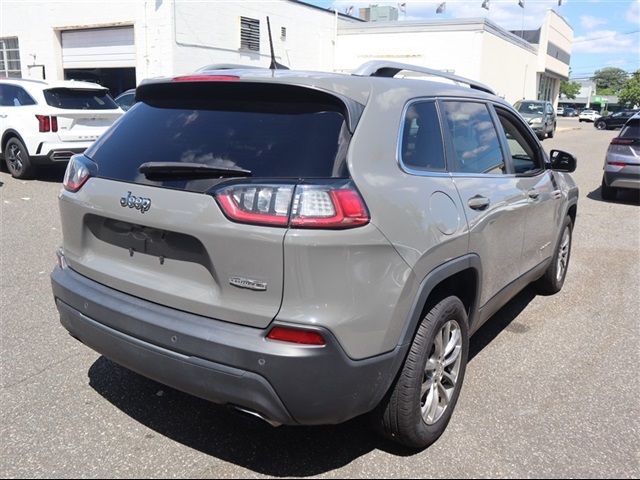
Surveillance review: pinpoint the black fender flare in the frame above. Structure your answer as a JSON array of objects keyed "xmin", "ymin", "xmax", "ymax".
[{"xmin": 396, "ymin": 253, "xmax": 483, "ymax": 349}]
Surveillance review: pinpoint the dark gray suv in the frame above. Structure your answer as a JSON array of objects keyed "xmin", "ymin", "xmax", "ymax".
[{"xmin": 51, "ymin": 62, "xmax": 579, "ymax": 449}]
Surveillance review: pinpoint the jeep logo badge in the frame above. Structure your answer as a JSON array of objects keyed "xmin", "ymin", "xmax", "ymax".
[{"xmin": 120, "ymin": 192, "xmax": 151, "ymax": 214}]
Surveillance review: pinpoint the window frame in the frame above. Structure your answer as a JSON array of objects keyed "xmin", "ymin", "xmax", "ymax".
[
  {"xmin": 491, "ymin": 103, "xmax": 548, "ymax": 177},
  {"xmin": 396, "ymin": 98, "xmax": 448, "ymax": 175}
]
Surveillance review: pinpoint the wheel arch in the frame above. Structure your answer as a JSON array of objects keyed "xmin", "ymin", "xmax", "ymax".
[
  {"xmin": 397, "ymin": 254, "xmax": 482, "ymax": 350},
  {"xmin": 1, "ymin": 129, "xmax": 28, "ymax": 154}
]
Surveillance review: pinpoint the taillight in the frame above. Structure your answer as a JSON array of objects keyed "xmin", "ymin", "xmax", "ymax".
[
  {"xmin": 36, "ymin": 115, "xmax": 50, "ymax": 132},
  {"xmin": 267, "ymin": 326, "xmax": 326, "ymax": 346},
  {"xmin": 172, "ymin": 75, "xmax": 240, "ymax": 82},
  {"xmin": 216, "ymin": 185, "xmax": 293, "ymax": 226},
  {"xmin": 214, "ymin": 182, "xmax": 369, "ymax": 229},
  {"xmin": 290, "ymin": 186, "xmax": 369, "ymax": 228},
  {"xmin": 611, "ymin": 138, "xmax": 637, "ymax": 145},
  {"xmin": 36, "ymin": 115, "xmax": 58, "ymax": 132},
  {"xmin": 63, "ymin": 155, "xmax": 94, "ymax": 192}
]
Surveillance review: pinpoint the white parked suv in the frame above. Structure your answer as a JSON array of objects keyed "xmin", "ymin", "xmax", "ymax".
[
  {"xmin": 0, "ymin": 78, "xmax": 122, "ymax": 178},
  {"xmin": 578, "ymin": 109, "xmax": 601, "ymax": 123}
]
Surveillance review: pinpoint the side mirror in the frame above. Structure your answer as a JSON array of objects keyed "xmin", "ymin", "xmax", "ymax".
[{"xmin": 550, "ymin": 149, "xmax": 577, "ymax": 173}]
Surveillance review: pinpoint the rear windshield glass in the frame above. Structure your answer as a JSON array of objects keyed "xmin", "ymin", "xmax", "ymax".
[
  {"xmin": 515, "ymin": 101, "xmax": 544, "ymax": 114},
  {"xmin": 44, "ymin": 88, "xmax": 118, "ymax": 110},
  {"xmin": 620, "ymin": 119, "xmax": 640, "ymax": 139},
  {"xmin": 85, "ymin": 101, "xmax": 349, "ymax": 190}
]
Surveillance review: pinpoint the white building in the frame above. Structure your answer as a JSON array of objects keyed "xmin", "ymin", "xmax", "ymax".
[
  {"xmin": 336, "ymin": 10, "xmax": 572, "ymax": 105},
  {"xmin": 0, "ymin": 0, "xmax": 356, "ymax": 95},
  {"xmin": 1, "ymin": 1, "xmax": 572, "ymax": 106}
]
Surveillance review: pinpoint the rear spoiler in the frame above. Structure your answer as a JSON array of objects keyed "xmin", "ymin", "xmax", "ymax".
[{"xmin": 135, "ymin": 78, "xmax": 365, "ymax": 134}]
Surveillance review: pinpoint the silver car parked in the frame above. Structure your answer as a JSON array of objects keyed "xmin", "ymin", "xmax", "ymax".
[
  {"xmin": 601, "ymin": 114, "xmax": 640, "ymax": 200},
  {"xmin": 51, "ymin": 62, "xmax": 579, "ymax": 449}
]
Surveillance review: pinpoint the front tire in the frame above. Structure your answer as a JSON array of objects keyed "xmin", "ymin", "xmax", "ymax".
[
  {"xmin": 4, "ymin": 137, "xmax": 36, "ymax": 179},
  {"xmin": 377, "ymin": 296, "xmax": 469, "ymax": 449},
  {"xmin": 595, "ymin": 121, "xmax": 607, "ymax": 130},
  {"xmin": 548, "ymin": 123, "xmax": 556, "ymax": 138},
  {"xmin": 535, "ymin": 216, "xmax": 573, "ymax": 295}
]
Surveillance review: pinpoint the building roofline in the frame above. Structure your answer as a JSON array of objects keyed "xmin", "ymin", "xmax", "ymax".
[
  {"xmin": 287, "ymin": 0, "xmax": 364, "ymax": 21},
  {"xmin": 338, "ymin": 17, "xmax": 537, "ymax": 54}
]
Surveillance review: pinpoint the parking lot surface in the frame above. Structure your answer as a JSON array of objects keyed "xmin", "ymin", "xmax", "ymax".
[{"xmin": 1, "ymin": 118, "xmax": 639, "ymax": 478}]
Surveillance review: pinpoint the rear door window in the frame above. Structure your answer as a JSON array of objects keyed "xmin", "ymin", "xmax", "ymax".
[
  {"xmin": 400, "ymin": 101, "xmax": 445, "ymax": 172},
  {"xmin": 0, "ymin": 84, "xmax": 36, "ymax": 106},
  {"xmin": 441, "ymin": 101, "xmax": 505, "ymax": 174},
  {"xmin": 43, "ymin": 88, "xmax": 118, "ymax": 110}
]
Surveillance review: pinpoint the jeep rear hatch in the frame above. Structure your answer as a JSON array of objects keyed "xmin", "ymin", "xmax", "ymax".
[{"xmin": 62, "ymin": 80, "xmax": 361, "ymax": 328}]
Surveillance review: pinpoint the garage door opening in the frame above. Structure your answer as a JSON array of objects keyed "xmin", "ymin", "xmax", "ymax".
[
  {"xmin": 61, "ymin": 26, "xmax": 136, "ymax": 97},
  {"xmin": 64, "ymin": 67, "xmax": 135, "ymax": 97}
]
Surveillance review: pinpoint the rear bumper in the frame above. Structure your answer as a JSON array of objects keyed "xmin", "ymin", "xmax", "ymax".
[
  {"xmin": 51, "ymin": 266, "xmax": 404, "ymax": 426},
  {"xmin": 32, "ymin": 141, "xmax": 94, "ymax": 164},
  {"xmin": 604, "ymin": 164, "xmax": 640, "ymax": 190}
]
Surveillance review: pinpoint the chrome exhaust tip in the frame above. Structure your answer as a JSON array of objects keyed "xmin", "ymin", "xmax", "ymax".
[{"xmin": 232, "ymin": 406, "xmax": 282, "ymax": 427}]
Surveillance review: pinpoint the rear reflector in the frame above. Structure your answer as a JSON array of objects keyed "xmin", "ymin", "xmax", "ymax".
[
  {"xmin": 267, "ymin": 326, "xmax": 326, "ymax": 346},
  {"xmin": 607, "ymin": 161, "xmax": 628, "ymax": 167},
  {"xmin": 172, "ymin": 75, "xmax": 240, "ymax": 82}
]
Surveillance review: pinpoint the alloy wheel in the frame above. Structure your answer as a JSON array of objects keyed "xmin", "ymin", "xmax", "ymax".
[{"xmin": 420, "ymin": 320, "xmax": 463, "ymax": 425}]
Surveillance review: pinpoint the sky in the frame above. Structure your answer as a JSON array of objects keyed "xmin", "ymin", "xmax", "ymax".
[{"xmin": 310, "ymin": 0, "xmax": 640, "ymax": 81}]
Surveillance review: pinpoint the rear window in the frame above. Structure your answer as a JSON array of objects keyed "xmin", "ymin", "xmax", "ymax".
[
  {"xmin": 43, "ymin": 88, "xmax": 118, "ymax": 110},
  {"xmin": 85, "ymin": 97, "xmax": 349, "ymax": 191},
  {"xmin": 620, "ymin": 119, "xmax": 640, "ymax": 139}
]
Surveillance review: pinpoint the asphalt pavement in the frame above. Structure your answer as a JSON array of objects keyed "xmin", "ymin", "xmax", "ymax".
[{"xmin": 1, "ymin": 118, "xmax": 639, "ymax": 478}]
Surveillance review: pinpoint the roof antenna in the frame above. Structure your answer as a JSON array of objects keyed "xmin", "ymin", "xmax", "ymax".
[{"xmin": 267, "ymin": 16, "xmax": 289, "ymax": 70}]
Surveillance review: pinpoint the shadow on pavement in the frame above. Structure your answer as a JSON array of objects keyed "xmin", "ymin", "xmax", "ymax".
[
  {"xmin": 88, "ymin": 286, "xmax": 538, "ymax": 476},
  {"xmin": 587, "ymin": 186, "xmax": 640, "ymax": 206}
]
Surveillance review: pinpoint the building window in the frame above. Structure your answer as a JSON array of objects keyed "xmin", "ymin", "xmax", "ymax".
[
  {"xmin": 240, "ymin": 17, "xmax": 260, "ymax": 52},
  {"xmin": 281, "ymin": 27, "xmax": 287, "ymax": 41},
  {"xmin": 0, "ymin": 37, "xmax": 21, "ymax": 78}
]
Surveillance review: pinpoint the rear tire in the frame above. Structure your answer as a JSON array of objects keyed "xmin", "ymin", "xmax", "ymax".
[
  {"xmin": 600, "ymin": 176, "xmax": 617, "ymax": 201},
  {"xmin": 377, "ymin": 296, "xmax": 469, "ymax": 449},
  {"xmin": 535, "ymin": 216, "xmax": 573, "ymax": 295},
  {"xmin": 4, "ymin": 137, "xmax": 36, "ymax": 179}
]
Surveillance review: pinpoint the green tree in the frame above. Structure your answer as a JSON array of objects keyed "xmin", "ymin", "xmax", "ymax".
[
  {"xmin": 591, "ymin": 67, "xmax": 629, "ymax": 95},
  {"xmin": 619, "ymin": 70, "xmax": 640, "ymax": 107},
  {"xmin": 560, "ymin": 80, "xmax": 581, "ymax": 99}
]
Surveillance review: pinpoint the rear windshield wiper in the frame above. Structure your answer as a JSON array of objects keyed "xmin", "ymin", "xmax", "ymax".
[{"xmin": 139, "ymin": 162, "xmax": 252, "ymax": 178}]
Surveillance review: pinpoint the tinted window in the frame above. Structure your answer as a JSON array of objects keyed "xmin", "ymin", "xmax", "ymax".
[
  {"xmin": 0, "ymin": 84, "xmax": 36, "ymax": 106},
  {"xmin": 441, "ymin": 101, "xmax": 504, "ymax": 174},
  {"xmin": 400, "ymin": 101, "xmax": 445, "ymax": 172},
  {"xmin": 620, "ymin": 119, "xmax": 640, "ymax": 139},
  {"xmin": 43, "ymin": 88, "xmax": 118, "ymax": 110},
  {"xmin": 86, "ymin": 102, "xmax": 349, "ymax": 190},
  {"xmin": 115, "ymin": 93, "xmax": 135, "ymax": 111},
  {"xmin": 495, "ymin": 108, "xmax": 544, "ymax": 174}
]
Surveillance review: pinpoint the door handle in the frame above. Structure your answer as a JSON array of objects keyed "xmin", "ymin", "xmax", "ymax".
[
  {"xmin": 468, "ymin": 195, "xmax": 490, "ymax": 210},
  {"xmin": 528, "ymin": 189, "xmax": 540, "ymax": 199}
]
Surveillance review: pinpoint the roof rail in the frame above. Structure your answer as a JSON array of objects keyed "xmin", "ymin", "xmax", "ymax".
[
  {"xmin": 196, "ymin": 64, "xmax": 266, "ymax": 72},
  {"xmin": 351, "ymin": 61, "xmax": 495, "ymax": 95}
]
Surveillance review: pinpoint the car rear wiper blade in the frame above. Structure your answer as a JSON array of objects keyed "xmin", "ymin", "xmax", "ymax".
[{"xmin": 139, "ymin": 162, "xmax": 252, "ymax": 178}]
